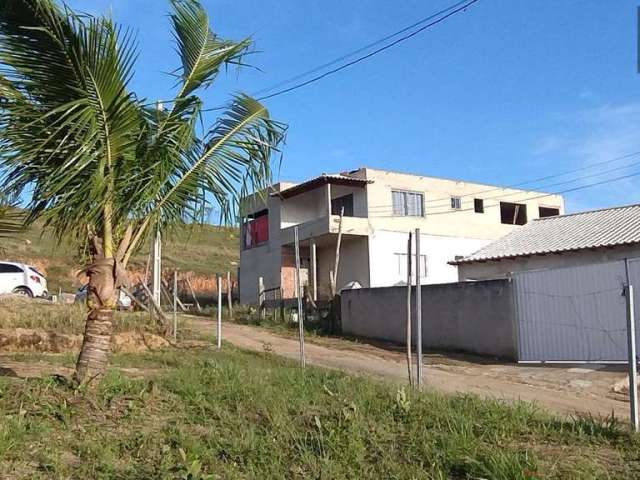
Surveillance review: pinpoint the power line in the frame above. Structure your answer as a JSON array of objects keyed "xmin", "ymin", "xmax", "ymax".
[
  {"xmin": 256, "ymin": 0, "xmax": 479, "ymax": 102},
  {"xmin": 368, "ymin": 153, "xmax": 640, "ymax": 212},
  {"xmin": 252, "ymin": 0, "xmax": 472, "ymax": 98},
  {"xmin": 368, "ymin": 151, "xmax": 640, "ymax": 209},
  {"xmin": 202, "ymin": 0, "xmax": 480, "ymax": 112},
  {"xmin": 369, "ymin": 169, "xmax": 640, "ymax": 218}
]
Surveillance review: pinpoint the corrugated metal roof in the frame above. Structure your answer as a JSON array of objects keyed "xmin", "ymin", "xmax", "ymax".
[
  {"xmin": 272, "ymin": 173, "xmax": 372, "ymax": 199},
  {"xmin": 455, "ymin": 203, "xmax": 640, "ymax": 264}
]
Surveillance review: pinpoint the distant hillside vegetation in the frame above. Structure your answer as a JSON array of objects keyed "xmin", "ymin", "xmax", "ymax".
[{"xmin": 1, "ymin": 220, "xmax": 239, "ymax": 293}]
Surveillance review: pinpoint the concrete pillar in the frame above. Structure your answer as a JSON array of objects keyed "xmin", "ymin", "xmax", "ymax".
[{"xmin": 326, "ymin": 182, "xmax": 332, "ymax": 216}]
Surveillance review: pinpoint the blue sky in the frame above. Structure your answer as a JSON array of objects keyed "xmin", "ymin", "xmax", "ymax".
[{"xmin": 68, "ymin": 0, "xmax": 640, "ymax": 213}]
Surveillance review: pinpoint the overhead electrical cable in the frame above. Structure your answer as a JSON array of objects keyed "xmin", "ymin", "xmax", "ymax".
[
  {"xmin": 368, "ymin": 151, "xmax": 640, "ymax": 210},
  {"xmin": 368, "ymin": 156, "xmax": 640, "ymax": 213},
  {"xmin": 368, "ymin": 169, "xmax": 640, "ymax": 218},
  {"xmin": 202, "ymin": 0, "xmax": 480, "ymax": 111},
  {"xmin": 252, "ymin": 0, "xmax": 473, "ymax": 98}
]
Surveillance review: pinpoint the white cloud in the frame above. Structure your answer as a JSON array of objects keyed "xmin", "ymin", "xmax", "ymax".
[{"xmin": 532, "ymin": 101, "xmax": 640, "ymax": 212}]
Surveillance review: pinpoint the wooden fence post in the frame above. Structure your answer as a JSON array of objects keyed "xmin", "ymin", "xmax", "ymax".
[{"xmin": 227, "ymin": 271, "xmax": 233, "ymax": 318}]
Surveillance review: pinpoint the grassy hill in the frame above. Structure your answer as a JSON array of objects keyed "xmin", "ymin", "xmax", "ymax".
[{"xmin": 1, "ymin": 221, "xmax": 239, "ymax": 292}]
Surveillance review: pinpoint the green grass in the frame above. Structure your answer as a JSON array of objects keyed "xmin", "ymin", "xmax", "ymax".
[
  {"xmin": 1, "ymin": 219, "xmax": 239, "ymax": 292},
  {"xmin": 1, "ymin": 347, "xmax": 639, "ymax": 479}
]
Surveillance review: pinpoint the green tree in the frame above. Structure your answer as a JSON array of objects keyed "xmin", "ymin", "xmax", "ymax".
[{"xmin": 0, "ymin": 0, "xmax": 285, "ymax": 384}]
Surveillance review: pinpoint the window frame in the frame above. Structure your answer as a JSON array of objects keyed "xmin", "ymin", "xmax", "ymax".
[
  {"xmin": 242, "ymin": 210, "xmax": 269, "ymax": 250},
  {"xmin": 450, "ymin": 196, "xmax": 462, "ymax": 210},
  {"xmin": 395, "ymin": 252, "xmax": 428, "ymax": 279},
  {"xmin": 391, "ymin": 189, "xmax": 424, "ymax": 217}
]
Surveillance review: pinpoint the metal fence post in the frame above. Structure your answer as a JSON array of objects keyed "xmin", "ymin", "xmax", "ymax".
[
  {"xmin": 294, "ymin": 226, "xmax": 306, "ymax": 367},
  {"xmin": 217, "ymin": 274, "xmax": 222, "ymax": 350},
  {"xmin": 227, "ymin": 271, "xmax": 233, "ymax": 318},
  {"xmin": 415, "ymin": 228, "xmax": 423, "ymax": 389},
  {"xmin": 173, "ymin": 269, "xmax": 178, "ymax": 340},
  {"xmin": 624, "ymin": 260, "xmax": 638, "ymax": 431}
]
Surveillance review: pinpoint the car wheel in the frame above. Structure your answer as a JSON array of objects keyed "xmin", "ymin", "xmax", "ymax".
[{"xmin": 12, "ymin": 286, "xmax": 33, "ymax": 297}]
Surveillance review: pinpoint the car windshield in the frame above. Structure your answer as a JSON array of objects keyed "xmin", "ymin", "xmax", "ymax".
[{"xmin": 28, "ymin": 267, "xmax": 45, "ymax": 277}]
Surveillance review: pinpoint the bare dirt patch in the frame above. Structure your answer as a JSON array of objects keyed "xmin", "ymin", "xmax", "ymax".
[{"xmin": 184, "ymin": 316, "xmax": 637, "ymax": 420}]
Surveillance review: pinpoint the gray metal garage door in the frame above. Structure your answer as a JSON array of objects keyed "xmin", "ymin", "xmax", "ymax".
[{"xmin": 512, "ymin": 258, "xmax": 640, "ymax": 362}]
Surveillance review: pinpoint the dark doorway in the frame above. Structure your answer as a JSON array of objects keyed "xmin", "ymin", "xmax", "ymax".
[{"xmin": 331, "ymin": 194, "xmax": 354, "ymax": 216}]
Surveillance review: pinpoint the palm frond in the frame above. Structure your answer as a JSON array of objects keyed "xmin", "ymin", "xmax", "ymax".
[
  {"xmin": 122, "ymin": 95, "xmax": 285, "ymax": 263},
  {"xmin": 170, "ymin": 0, "xmax": 250, "ymax": 98},
  {"xmin": 1, "ymin": 0, "xmax": 286, "ymax": 266},
  {"xmin": 0, "ymin": 197, "xmax": 24, "ymax": 238},
  {"xmin": 0, "ymin": 0, "xmax": 141, "ymax": 241}
]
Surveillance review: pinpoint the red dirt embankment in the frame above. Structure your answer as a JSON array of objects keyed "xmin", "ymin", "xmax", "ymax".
[{"xmin": 0, "ymin": 329, "xmax": 169, "ymax": 353}]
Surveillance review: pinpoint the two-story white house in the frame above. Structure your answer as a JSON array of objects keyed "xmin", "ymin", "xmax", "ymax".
[{"xmin": 238, "ymin": 167, "xmax": 564, "ymax": 304}]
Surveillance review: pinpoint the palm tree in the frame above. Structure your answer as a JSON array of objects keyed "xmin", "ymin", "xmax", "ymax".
[
  {"xmin": 0, "ymin": 196, "xmax": 22, "ymax": 238},
  {"xmin": 0, "ymin": 0, "xmax": 285, "ymax": 384}
]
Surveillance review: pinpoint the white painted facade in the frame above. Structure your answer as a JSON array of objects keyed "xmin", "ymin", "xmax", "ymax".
[
  {"xmin": 368, "ymin": 230, "xmax": 491, "ymax": 287},
  {"xmin": 238, "ymin": 167, "xmax": 564, "ymax": 304}
]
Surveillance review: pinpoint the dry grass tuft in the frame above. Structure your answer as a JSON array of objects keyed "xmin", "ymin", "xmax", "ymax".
[{"xmin": 0, "ymin": 295, "xmax": 153, "ymax": 334}]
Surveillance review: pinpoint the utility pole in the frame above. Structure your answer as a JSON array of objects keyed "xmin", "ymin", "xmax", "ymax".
[
  {"xmin": 151, "ymin": 100, "xmax": 164, "ymax": 309},
  {"xmin": 415, "ymin": 228, "xmax": 423, "ymax": 389},
  {"xmin": 406, "ymin": 231, "xmax": 413, "ymax": 387},
  {"xmin": 152, "ymin": 228, "xmax": 162, "ymax": 308}
]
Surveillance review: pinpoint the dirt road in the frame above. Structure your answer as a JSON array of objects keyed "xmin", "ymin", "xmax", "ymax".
[{"xmin": 187, "ymin": 317, "xmax": 633, "ymax": 419}]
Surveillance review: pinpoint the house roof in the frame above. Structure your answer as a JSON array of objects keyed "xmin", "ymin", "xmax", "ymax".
[
  {"xmin": 272, "ymin": 173, "xmax": 372, "ymax": 199},
  {"xmin": 453, "ymin": 203, "xmax": 640, "ymax": 265}
]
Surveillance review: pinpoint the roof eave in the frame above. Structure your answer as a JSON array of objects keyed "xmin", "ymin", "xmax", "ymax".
[{"xmin": 452, "ymin": 240, "xmax": 640, "ymax": 266}]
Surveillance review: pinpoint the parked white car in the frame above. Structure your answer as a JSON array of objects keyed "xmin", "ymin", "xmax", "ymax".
[
  {"xmin": 0, "ymin": 261, "xmax": 48, "ymax": 298},
  {"xmin": 74, "ymin": 285, "xmax": 132, "ymax": 310}
]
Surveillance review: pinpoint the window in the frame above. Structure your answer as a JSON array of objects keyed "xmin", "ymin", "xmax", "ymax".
[
  {"xmin": 450, "ymin": 196, "xmax": 462, "ymax": 210},
  {"xmin": 0, "ymin": 263, "xmax": 23, "ymax": 273},
  {"xmin": 500, "ymin": 202, "xmax": 527, "ymax": 225},
  {"xmin": 395, "ymin": 253, "xmax": 427, "ymax": 279},
  {"xmin": 29, "ymin": 267, "xmax": 45, "ymax": 277},
  {"xmin": 474, "ymin": 198, "xmax": 484, "ymax": 213},
  {"xmin": 539, "ymin": 206, "xmax": 559, "ymax": 218},
  {"xmin": 242, "ymin": 210, "xmax": 269, "ymax": 249},
  {"xmin": 331, "ymin": 194, "xmax": 354, "ymax": 216},
  {"xmin": 392, "ymin": 190, "xmax": 424, "ymax": 217}
]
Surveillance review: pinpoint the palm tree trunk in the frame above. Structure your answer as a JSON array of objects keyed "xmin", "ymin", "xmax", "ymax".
[
  {"xmin": 73, "ymin": 307, "xmax": 114, "ymax": 383},
  {"xmin": 73, "ymin": 256, "xmax": 118, "ymax": 385}
]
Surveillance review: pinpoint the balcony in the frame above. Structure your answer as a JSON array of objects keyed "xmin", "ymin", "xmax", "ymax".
[{"xmin": 280, "ymin": 215, "xmax": 370, "ymax": 246}]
